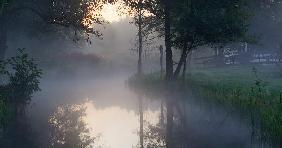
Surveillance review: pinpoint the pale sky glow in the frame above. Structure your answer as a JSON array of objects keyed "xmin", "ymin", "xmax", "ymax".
[
  {"xmin": 86, "ymin": 1, "xmax": 152, "ymax": 24},
  {"xmin": 100, "ymin": 2, "xmax": 129, "ymax": 23},
  {"xmin": 85, "ymin": 102, "xmax": 138, "ymax": 148}
]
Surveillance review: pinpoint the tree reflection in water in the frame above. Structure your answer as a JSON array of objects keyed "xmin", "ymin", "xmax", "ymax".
[
  {"xmin": 48, "ymin": 104, "xmax": 97, "ymax": 148},
  {"xmin": 143, "ymin": 121, "xmax": 166, "ymax": 148},
  {"xmin": 141, "ymin": 99, "xmax": 190, "ymax": 148}
]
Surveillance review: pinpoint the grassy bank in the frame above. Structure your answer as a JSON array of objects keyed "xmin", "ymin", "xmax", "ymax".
[
  {"xmin": 186, "ymin": 66, "xmax": 282, "ymax": 147},
  {"xmin": 130, "ymin": 65, "xmax": 282, "ymax": 147}
]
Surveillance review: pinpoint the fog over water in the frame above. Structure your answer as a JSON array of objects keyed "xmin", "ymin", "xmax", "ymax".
[
  {"xmin": 2, "ymin": 2, "xmax": 282, "ymax": 147},
  {"xmin": 4, "ymin": 20, "xmax": 269, "ymax": 148}
]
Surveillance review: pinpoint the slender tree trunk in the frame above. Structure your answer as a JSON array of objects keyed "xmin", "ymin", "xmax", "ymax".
[
  {"xmin": 164, "ymin": 0, "xmax": 173, "ymax": 81},
  {"xmin": 0, "ymin": 16, "xmax": 7, "ymax": 60},
  {"xmin": 182, "ymin": 54, "xmax": 187, "ymax": 80},
  {"xmin": 166, "ymin": 97, "xmax": 173, "ymax": 148},
  {"xmin": 160, "ymin": 99, "xmax": 165, "ymax": 127},
  {"xmin": 137, "ymin": 1, "xmax": 144, "ymax": 147},
  {"xmin": 138, "ymin": 95, "xmax": 144, "ymax": 148},
  {"xmin": 187, "ymin": 51, "xmax": 192, "ymax": 72},
  {"xmin": 182, "ymin": 50, "xmax": 192, "ymax": 80},
  {"xmin": 160, "ymin": 45, "xmax": 164, "ymax": 79},
  {"xmin": 163, "ymin": 0, "xmax": 174, "ymax": 147},
  {"xmin": 173, "ymin": 43, "xmax": 188, "ymax": 78},
  {"xmin": 216, "ymin": 47, "xmax": 225, "ymax": 67},
  {"xmin": 137, "ymin": 4, "xmax": 143, "ymax": 75}
]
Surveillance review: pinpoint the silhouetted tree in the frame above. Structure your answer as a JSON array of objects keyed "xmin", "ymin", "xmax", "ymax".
[
  {"xmin": 171, "ymin": 0, "xmax": 250, "ymax": 78},
  {"xmin": 0, "ymin": 0, "xmax": 115, "ymax": 59},
  {"xmin": 0, "ymin": 49, "xmax": 42, "ymax": 148},
  {"xmin": 126, "ymin": 1, "xmax": 251, "ymax": 147}
]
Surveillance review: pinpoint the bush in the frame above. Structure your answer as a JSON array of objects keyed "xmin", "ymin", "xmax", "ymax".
[{"xmin": 4, "ymin": 48, "xmax": 42, "ymax": 104}]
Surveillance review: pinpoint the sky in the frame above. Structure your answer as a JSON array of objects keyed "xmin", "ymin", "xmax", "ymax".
[{"xmin": 100, "ymin": 2, "xmax": 129, "ymax": 22}]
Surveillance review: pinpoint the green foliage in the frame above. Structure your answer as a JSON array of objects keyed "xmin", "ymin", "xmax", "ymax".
[
  {"xmin": 0, "ymin": 0, "xmax": 9, "ymax": 15},
  {"xmin": 4, "ymin": 48, "xmax": 42, "ymax": 104},
  {"xmin": 171, "ymin": 0, "xmax": 251, "ymax": 49},
  {"xmin": 0, "ymin": 48, "xmax": 42, "ymax": 131},
  {"xmin": 49, "ymin": 0, "xmax": 110, "ymax": 36},
  {"xmin": 1, "ymin": 0, "xmax": 116, "ymax": 40},
  {"xmin": 127, "ymin": 0, "xmax": 251, "ymax": 48}
]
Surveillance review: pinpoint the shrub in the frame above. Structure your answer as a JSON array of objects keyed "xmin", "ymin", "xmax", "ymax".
[{"xmin": 4, "ymin": 48, "xmax": 42, "ymax": 104}]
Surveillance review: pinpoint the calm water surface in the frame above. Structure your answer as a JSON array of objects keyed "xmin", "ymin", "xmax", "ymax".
[{"xmin": 28, "ymin": 73, "xmax": 265, "ymax": 148}]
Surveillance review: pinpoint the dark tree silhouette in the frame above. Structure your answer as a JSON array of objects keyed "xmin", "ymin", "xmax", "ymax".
[{"xmin": 0, "ymin": 0, "xmax": 115, "ymax": 59}]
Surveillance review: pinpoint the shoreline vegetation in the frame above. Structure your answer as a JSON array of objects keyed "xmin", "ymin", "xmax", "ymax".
[
  {"xmin": 129, "ymin": 65, "xmax": 282, "ymax": 147},
  {"xmin": 0, "ymin": 49, "xmax": 42, "ymax": 141}
]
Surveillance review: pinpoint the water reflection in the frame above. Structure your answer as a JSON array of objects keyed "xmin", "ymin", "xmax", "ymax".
[
  {"xmin": 143, "ymin": 121, "xmax": 166, "ymax": 148},
  {"xmin": 26, "ymin": 76, "xmax": 271, "ymax": 148},
  {"xmin": 85, "ymin": 102, "xmax": 139, "ymax": 148},
  {"xmin": 49, "ymin": 101, "xmax": 159, "ymax": 148},
  {"xmin": 49, "ymin": 104, "xmax": 96, "ymax": 148}
]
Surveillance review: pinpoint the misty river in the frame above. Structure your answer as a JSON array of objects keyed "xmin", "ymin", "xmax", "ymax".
[
  {"xmin": 21, "ymin": 71, "xmax": 264, "ymax": 148},
  {"xmin": 3, "ymin": 0, "xmax": 282, "ymax": 147}
]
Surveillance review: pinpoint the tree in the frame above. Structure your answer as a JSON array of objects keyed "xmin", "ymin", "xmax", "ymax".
[
  {"xmin": 126, "ymin": 0, "xmax": 250, "ymax": 79},
  {"xmin": 0, "ymin": 48, "xmax": 42, "ymax": 148},
  {"xmin": 122, "ymin": 1, "xmax": 160, "ymax": 147},
  {"xmin": 171, "ymin": 0, "xmax": 250, "ymax": 78},
  {"xmin": 3, "ymin": 49, "xmax": 42, "ymax": 105},
  {"xmin": 0, "ymin": 0, "xmax": 115, "ymax": 59},
  {"xmin": 126, "ymin": 1, "xmax": 251, "ymax": 147}
]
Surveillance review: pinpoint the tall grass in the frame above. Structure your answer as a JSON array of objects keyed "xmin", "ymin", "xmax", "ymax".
[{"xmin": 185, "ymin": 67, "xmax": 282, "ymax": 147}]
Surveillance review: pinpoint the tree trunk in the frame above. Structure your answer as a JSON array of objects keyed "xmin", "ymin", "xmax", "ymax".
[
  {"xmin": 137, "ymin": 2, "xmax": 143, "ymax": 75},
  {"xmin": 182, "ymin": 51, "xmax": 192, "ymax": 80},
  {"xmin": 160, "ymin": 99, "xmax": 165, "ymax": 127},
  {"xmin": 163, "ymin": 1, "xmax": 174, "ymax": 147},
  {"xmin": 182, "ymin": 54, "xmax": 187, "ymax": 80},
  {"xmin": 0, "ymin": 17, "xmax": 7, "ymax": 60},
  {"xmin": 137, "ymin": 1, "xmax": 144, "ymax": 147},
  {"xmin": 160, "ymin": 45, "xmax": 164, "ymax": 79},
  {"xmin": 163, "ymin": 0, "xmax": 174, "ymax": 147},
  {"xmin": 138, "ymin": 95, "xmax": 144, "ymax": 148},
  {"xmin": 166, "ymin": 97, "xmax": 173, "ymax": 148},
  {"xmin": 173, "ymin": 42, "xmax": 188, "ymax": 78},
  {"xmin": 216, "ymin": 47, "xmax": 225, "ymax": 67},
  {"xmin": 164, "ymin": 0, "xmax": 173, "ymax": 81}
]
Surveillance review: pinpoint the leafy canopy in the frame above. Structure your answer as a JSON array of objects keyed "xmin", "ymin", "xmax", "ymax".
[{"xmin": 171, "ymin": 0, "xmax": 250, "ymax": 49}]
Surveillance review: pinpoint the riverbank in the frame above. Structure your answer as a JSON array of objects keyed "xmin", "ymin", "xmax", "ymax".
[
  {"xmin": 187, "ymin": 66, "xmax": 282, "ymax": 147},
  {"xmin": 129, "ymin": 65, "xmax": 282, "ymax": 147}
]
